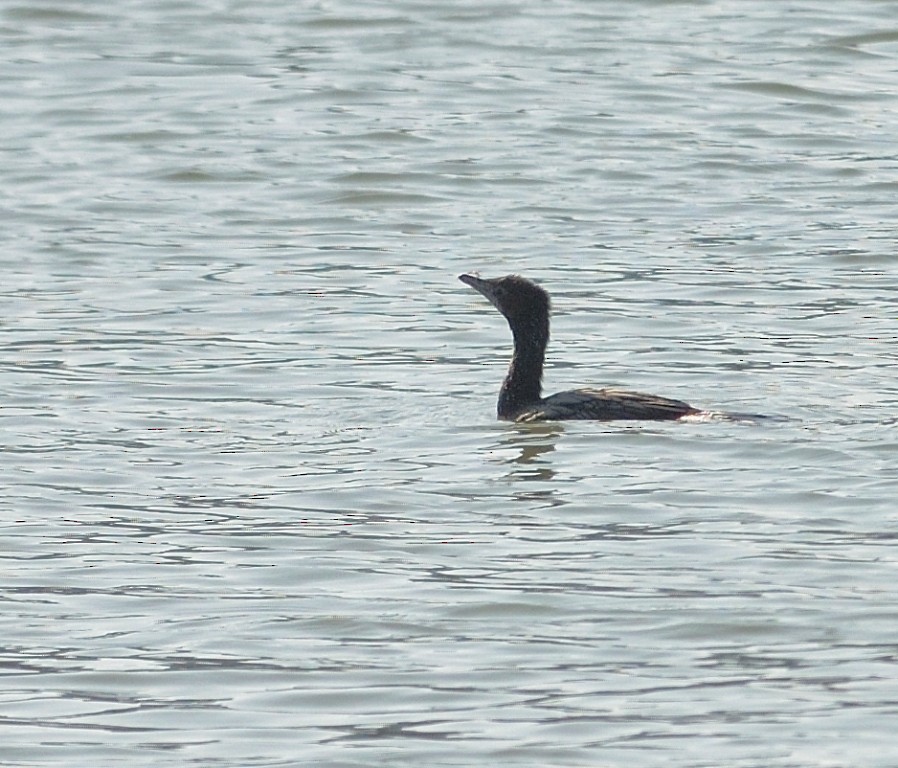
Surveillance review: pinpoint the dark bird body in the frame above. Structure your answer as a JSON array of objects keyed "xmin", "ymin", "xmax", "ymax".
[{"xmin": 459, "ymin": 273, "xmax": 702, "ymax": 422}]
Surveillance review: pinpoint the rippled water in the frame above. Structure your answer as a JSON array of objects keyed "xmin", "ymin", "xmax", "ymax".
[{"xmin": 3, "ymin": 1, "xmax": 898, "ymax": 766}]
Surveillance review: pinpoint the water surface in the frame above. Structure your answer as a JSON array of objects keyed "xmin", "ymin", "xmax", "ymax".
[{"xmin": 2, "ymin": 1, "xmax": 898, "ymax": 766}]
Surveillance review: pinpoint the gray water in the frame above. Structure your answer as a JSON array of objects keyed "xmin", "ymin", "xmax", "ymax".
[{"xmin": 3, "ymin": 1, "xmax": 898, "ymax": 766}]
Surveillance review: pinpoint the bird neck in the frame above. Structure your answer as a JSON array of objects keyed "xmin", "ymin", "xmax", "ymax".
[{"xmin": 498, "ymin": 315, "xmax": 548, "ymax": 420}]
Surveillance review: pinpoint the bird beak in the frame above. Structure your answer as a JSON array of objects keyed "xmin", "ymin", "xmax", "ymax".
[
  {"xmin": 459, "ymin": 273, "xmax": 499, "ymax": 310},
  {"xmin": 459, "ymin": 273, "xmax": 484, "ymax": 289}
]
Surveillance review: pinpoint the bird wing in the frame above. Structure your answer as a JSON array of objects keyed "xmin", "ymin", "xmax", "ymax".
[{"xmin": 516, "ymin": 387, "xmax": 697, "ymax": 422}]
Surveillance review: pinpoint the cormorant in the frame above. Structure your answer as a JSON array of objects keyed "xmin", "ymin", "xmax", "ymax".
[{"xmin": 459, "ymin": 273, "xmax": 702, "ymax": 422}]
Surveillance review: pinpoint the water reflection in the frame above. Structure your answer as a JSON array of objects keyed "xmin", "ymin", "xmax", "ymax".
[{"xmin": 496, "ymin": 422, "xmax": 564, "ymax": 481}]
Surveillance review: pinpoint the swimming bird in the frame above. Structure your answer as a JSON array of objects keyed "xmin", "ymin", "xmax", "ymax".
[{"xmin": 459, "ymin": 273, "xmax": 702, "ymax": 422}]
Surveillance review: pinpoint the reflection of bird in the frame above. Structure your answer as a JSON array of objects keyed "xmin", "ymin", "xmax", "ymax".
[{"xmin": 459, "ymin": 273, "xmax": 701, "ymax": 422}]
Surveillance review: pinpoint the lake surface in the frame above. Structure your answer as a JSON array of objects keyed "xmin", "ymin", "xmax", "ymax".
[{"xmin": 2, "ymin": 1, "xmax": 898, "ymax": 765}]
